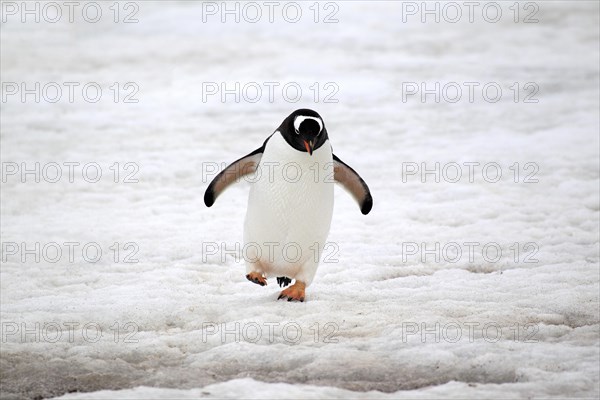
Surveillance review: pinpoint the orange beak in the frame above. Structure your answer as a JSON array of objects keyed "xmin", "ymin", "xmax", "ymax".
[{"xmin": 303, "ymin": 140, "xmax": 314, "ymax": 155}]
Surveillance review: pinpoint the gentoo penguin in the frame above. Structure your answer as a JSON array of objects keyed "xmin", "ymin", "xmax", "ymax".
[{"xmin": 204, "ymin": 109, "xmax": 372, "ymax": 302}]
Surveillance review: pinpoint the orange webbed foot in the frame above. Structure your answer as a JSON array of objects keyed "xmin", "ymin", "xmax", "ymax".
[
  {"xmin": 246, "ymin": 272, "xmax": 267, "ymax": 286},
  {"xmin": 277, "ymin": 281, "xmax": 306, "ymax": 302}
]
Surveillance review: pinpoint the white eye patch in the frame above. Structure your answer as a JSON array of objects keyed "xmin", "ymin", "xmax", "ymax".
[{"xmin": 294, "ymin": 116, "xmax": 323, "ymax": 134}]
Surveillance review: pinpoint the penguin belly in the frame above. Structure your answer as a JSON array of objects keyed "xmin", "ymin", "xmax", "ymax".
[{"xmin": 243, "ymin": 133, "xmax": 334, "ymax": 285}]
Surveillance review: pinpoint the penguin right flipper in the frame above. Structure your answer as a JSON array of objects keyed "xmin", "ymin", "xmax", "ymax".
[
  {"xmin": 333, "ymin": 154, "xmax": 373, "ymax": 215},
  {"xmin": 204, "ymin": 147, "xmax": 263, "ymax": 207}
]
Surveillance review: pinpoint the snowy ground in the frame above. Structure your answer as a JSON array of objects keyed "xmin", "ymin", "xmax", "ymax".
[{"xmin": 1, "ymin": 1, "xmax": 599, "ymax": 399}]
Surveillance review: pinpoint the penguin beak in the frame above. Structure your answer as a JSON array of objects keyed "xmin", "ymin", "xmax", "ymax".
[{"xmin": 303, "ymin": 140, "xmax": 314, "ymax": 156}]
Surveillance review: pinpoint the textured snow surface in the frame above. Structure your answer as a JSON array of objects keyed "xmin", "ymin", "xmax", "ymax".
[{"xmin": 1, "ymin": 1, "xmax": 599, "ymax": 399}]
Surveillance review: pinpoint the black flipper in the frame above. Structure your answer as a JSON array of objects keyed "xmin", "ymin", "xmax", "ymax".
[
  {"xmin": 204, "ymin": 148, "xmax": 263, "ymax": 207},
  {"xmin": 332, "ymin": 154, "xmax": 373, "ymax": 215}
]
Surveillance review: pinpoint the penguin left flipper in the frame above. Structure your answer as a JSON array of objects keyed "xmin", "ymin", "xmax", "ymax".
[
  {"xmin": 204, "ymin": 147, "xmax": 264, "ymax": 207},
  {"xmin": 333, "ymin": 154, "xmax": 373, "ymax": 215}
]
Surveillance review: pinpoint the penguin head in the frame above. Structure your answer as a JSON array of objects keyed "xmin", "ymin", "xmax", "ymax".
[{"xmin": 278, "ymin": 109, "xmax": 328, "ymax": 156}]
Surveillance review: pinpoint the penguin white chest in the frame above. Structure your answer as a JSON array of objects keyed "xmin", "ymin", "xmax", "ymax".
[{"xmin": 244, "ymin": 132, "xmax": 334, "ymax": 280}]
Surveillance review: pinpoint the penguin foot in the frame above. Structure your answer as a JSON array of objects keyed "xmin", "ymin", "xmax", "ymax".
[
  {"xmin": 277, "ymin": 281, "xmax": 306, "ymax": 302},
  {"xmin": 277, "ymin": 277, "xmax": 292, "ymax": 287},
  {"xmin": 246, "ymin": 272, "xmax": 267, "ymax": 286}
]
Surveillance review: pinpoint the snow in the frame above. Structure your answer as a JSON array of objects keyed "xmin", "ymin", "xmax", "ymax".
[{"xmin": 1, "ymin": 1, "xmax": 599, "ymax": 399}]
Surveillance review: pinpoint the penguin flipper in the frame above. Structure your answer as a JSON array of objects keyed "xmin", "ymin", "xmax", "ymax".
[
  {"xmin": 204, "ymin": 148, "xmax": 263, "ymax": 207},
  {"xmin": 333, "ymin": 154, "xmax": 373, "ymax": 215}
]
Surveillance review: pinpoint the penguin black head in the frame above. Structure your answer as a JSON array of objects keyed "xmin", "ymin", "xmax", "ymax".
[{"xmin": 277, "ymin": 109, "xmax": 328, "ymax": 156}]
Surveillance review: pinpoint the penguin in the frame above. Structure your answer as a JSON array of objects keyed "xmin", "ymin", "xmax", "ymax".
[{"xmin": 204, "ymin": 109, "xmax": 372, "ymax": 302}]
